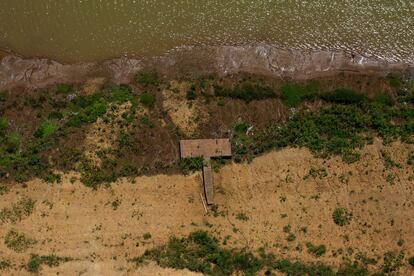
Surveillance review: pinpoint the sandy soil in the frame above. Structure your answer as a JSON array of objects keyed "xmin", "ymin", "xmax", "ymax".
[{"xmin": 0, "ymin": 139, "xmax": 413, "ymax": 275}]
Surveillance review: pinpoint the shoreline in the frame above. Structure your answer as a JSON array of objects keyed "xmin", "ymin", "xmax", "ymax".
[{"xmin": 1, "ymin": 45, "xmax": 413, "ymax": 91}]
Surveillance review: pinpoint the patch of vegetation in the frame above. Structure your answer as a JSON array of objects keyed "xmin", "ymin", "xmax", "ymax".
[
  {"xmin": 179, "ymin": 157, "xmax": 204, "ymax": 175},
  {"xmin": 215, "ymin": 83, "xmax": 277, "ymax": 102},
  {"xmin": 321, "ymin": 88, "xmax": 367, "ymax": 105},
  {"xmin": 56, "ymin": 83, "xmax": 73, "ymax": 94},
  {"xmin": 281, "ymin": 81, "xmax": 320, "ymax": 107},
  {"xmin": 332, "ymin": 207, "xmax": 353, "ymax": 226},
  {"xmin": 381, "ymin": 150, "xmax": 401, "ymax": 169},
  {"xmin": 34, "ymin": 121, "xmax": 59, "ymax": 139},
  {"xmin": 186, "ymin": 87, "xmax": 197, "ymax": 101},
  {"xmin": 381, "ymin": 251, "xmax": 404, "ymax": 274},
  {"xmin": 0, "ymin": 91, "xmax": 7, "ymax": 102},
  {"xmin": 139, "ymin": 92, "xmax": 156, "ymax": 108},
  {"xmin": 375, "ymin": 92, "xmax": 394, "ymax": 106},
  {"xmin": 26, "ymin": 254, "xmax": 72, "ymax": 273},
  {"xmin": 4, "ymin": 229, "xmax": 36, "ymax": 253},
  {"xmin": 136, "ymin": 71, "xmax": 160, "ymax": 86},
  {"xmin": 143, "ymin": 233, "xmax": 152, "ymax": 240},
  {"xmin": 0, "ymin": 184, "xmax": 9, "ymax": 195},
  {"xmin": 67, "ymin": 93, "xmax": 108, "ymax": 127},
  {"xmin": 235, "ymin": 212, "xmax": 249, "ymax": 221},
  {"xmin": 235, "ymin": 100, "xmax": 413, "ymax": 163},
  {"xmin": 306, "ymin": 242, "xmax": 327, "ymax": 257},
  {"xmin": 133, "ymin": 231, "xmax": 370, "ymax": 275},
  {"xmin": 0, "ymin": 259, "xmax": 11, "ymax": 270},
  {"xmin": 0, "ymin": 197, "xmax": 36, "ymax": 224},
  {"xmin": 409, "ymin": 256, "xmax": 414, "ymax": 267},
  {"xmin": 43, "ymin": 172, "xmax": 62, "ymax": 184},
  {"xmin": 407, "ymin": 151, "xmax": 414, "ymax": 166},
  {"xmin": 304, "ymin": 167, "xmax": 328, "ymax": 180},
  {"xmin": 111, "ymin": 85, "xmax": 137, "ymax": 105}
]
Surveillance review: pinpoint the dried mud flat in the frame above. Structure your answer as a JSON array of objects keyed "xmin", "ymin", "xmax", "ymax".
[{"xmin": 0, "ymin": 140, "xmax": 413, "ymax": 275}]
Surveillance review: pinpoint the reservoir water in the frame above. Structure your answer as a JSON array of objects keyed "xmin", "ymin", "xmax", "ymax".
[{"xmin": 0, "ymin": 0, "xmax": 413, "ymax": 63}]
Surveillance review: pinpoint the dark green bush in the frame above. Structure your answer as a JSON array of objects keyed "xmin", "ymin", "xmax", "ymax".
[
  {"xmin": 409, "ymin": 256, "xmax": 414, "ymax": 267},
  {"xmin": 0, "ymin": 91, "xmax": 7, "ymax": 102},
  {"xmin": 140, "ymin": 92, "xmax": 156, "ymax": 108},
  {"xmin": 215, "ymin": 83, "xmax": 276, "ymax": 102},
  {"xmin": 27, "ymin": 254, "xmax": 71, "ymax": 273},
  {"xmin": 306, "ymin": 242, "xmax": 327, "ymax": 257},
  {"xmin": 34, "ymin": 122, "xmax": 59, "ymax": 139},
  {"xmin": 111, "ymin": 85, "xmax": 137, "ymax": 104},
  {"xmin": 322, "ymin": 89, "xmax": 367, "ymax": 104},
  {"xmin": 281, "ymin": 81, "xmax": 320, "ymax": 107},
  {"xmin": 332, "ymin": 207, "xmax": 353, "ymax": 226}
]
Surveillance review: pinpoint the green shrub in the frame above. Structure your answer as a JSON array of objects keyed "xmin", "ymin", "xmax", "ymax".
[
  {"xmin": 409, "ymin": 256, "xmax": 414, "ymax": 267},
  {"xmin": 136, "ymin": 71, "xmax": 159, "ymax": 86},
  {"xmin": 0, "ymin": 196, "xmax": 36, "ymax": 224},
  {"xmin": 179, "ymin": 157, "xmax": 204, "ymax": 175},
  {"xmin": 111, "ymin": 85, "xmax": 137, "ymax": 104},
  {"xmin": 4, "ymin": 132, "xmax": 20, "ymax": 153},
  {"xmin": 281, "ymin": 81, "xmax": 320, "ymax": 107},
  {"xmin": 322, "ymin": 89, "xmax": 366, "ymax": 104},
  {"xmin": 332, "ymin": 207, "xmax": 353, "ymax": 226},
  {"xmin": 143, "ymin": 233, "xmax": 152, "ymax": 240},
  {"xmin": 48, "ymin": 111, "xmax": 64, "ymax": 120},
  {"xmin": 34, "ymin": 121, "xmax": 59, "ymax": 139},
  {"xmin": 0, "ymin": 259, "xmax": 11, "ymax": 270},
  {"xmin": 0, "ymin": 184, "xmax": 9, "ymax": 196},
  {"xmin": 134, "ymin": 231, "xmax": 369, "ymax": 275},
  {"xmin": 140, "ymin": 92, "xmax": 156, "ymax": 108},
  {"xmin": 306, "ymin": 242, "xmax": 327, "ymax": 257},
  {"xmin": 0, "ymin": 91, "xmax": 7, "ymax": 102},
  {"xmin": 215, "ymin": 83, "xmax": 276, "ymax": 102},
  {"xmin": 4, "ymin": 229, "xmax": 36, "ymax": 252},
  {"xmin": 56, "ymin": 83, "xmax": 73, "ymax": 94},
  {"xmin": 0, "ymin": 117, "xmax": 8, "ymax": 135},
  {"xmin": 43, "ymin": 172, "xmax": 62, "ymax": 184},
  {"xmin": 382, "ymin": 251, "xmax": 404, "ymax": 273},
  {"xmin": 27, "ymin": 254, "xmax": 71, "ymax": 273},
  {"xmin": 375, "ymin": 92, "xmax": 394, "ymax": 106},
  {"xmin": 186, "ymin": 89, "xmax": 197, "ymax": 101}
]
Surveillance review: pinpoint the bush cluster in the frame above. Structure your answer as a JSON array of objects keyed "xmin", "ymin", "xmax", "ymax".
[{"xmin": 134, "ymin": 231, "xmax": 372, "ymax": 275}]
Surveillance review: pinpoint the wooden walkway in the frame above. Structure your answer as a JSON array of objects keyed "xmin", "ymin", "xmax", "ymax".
[{"xmin": 202, "ymin": 158, "xmax": 214, "ymax": 204}]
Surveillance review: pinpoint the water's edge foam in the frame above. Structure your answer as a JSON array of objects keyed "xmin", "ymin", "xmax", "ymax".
[{"xmin": 1, "ymin": 45, "xmax": 413, "ymax": 90}]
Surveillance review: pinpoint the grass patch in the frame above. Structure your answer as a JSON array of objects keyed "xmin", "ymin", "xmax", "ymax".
[
  {"xmin": 306, "ymin": 242, "xmax": 327, "ymax": 257},
  {"xmin": 4, "ymin": 229, "xmax": 36, "ymax": 253},
  {"xmin": 332, "ymin": 207, "xmax": 353, "ymax": 226},
  {"xmin": 0, "ymin": 197, "xmax": 36, "ymax": 224},
  {"xmin": 26, "ymin": 254, "xmax": 72, "ymax": 273}
]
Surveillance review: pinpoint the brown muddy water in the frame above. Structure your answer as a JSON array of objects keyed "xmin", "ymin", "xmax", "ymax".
[{"xmin": 0, "ymin": 1, "xmax": 413, "ymax": 63}]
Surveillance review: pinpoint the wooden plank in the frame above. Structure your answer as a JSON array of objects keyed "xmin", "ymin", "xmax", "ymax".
[
  {"xmin": 180, "ymin": 139, "xmax": 232, "ymax": 158},
  {"xmin": 202, "ymin": 158, "xmax": 214, "ymax": 205}
]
